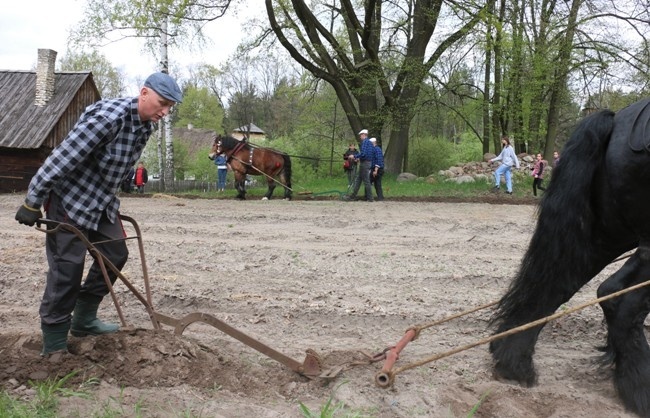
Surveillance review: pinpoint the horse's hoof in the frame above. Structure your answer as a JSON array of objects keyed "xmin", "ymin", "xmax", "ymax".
[{"xmin": 261, "ymin": 197, "xmax": 269, "ymax": 201}]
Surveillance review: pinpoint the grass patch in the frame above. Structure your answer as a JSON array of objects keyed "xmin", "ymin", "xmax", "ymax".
[
  {"xmin": 155, "ymin": 172, "xmax": 528, "ymax": 199},
  {"xmin": 0, "ymin": 371, "xmax": 88, "ymax": 418}
]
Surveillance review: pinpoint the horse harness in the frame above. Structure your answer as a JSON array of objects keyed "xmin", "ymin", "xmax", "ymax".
[{"xmin": 218, "ymin": 139, "xmax": 254, "ymax": 166}]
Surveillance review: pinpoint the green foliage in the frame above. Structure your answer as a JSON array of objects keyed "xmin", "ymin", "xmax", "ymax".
[
  {"xmin": 187, "ymin": 145, "xmax": 218, "ymax": 182},
  {"xmin": 268, "ymin": 132, "xmax": 341, "ymax": 183},
  {"xmin": 172, "ymin": 139, "xmax": 190, "ymax": 180},
  {"xmin": 408, "ymin": 134, "xmax": 483, "ymax": 177},
  {"xmin": 299, "ymin": 397, "xmax": 344, "ymax": 418},
  {"xmin": 175, "ymin": 86, "xmax": 224, "ymax": 131},
  {"xmin": 71, "ymin": 0, "xmax": 229, "ymax": 53},
  {"xmin": 59, "ymin": 49, "xmax": 126, "ymax": 98}
]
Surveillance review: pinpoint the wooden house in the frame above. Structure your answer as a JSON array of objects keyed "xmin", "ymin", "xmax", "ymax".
[
  {"xmin": 0, "ymin": 49, "xmax": 101, "ymax": 193},
  {"xmin": 172, "ymin": 126, "xmax": 217, "ymax": 156},
  {"xmin": 232, "ymin": 123, "xmax": 266, "ymax": 142}
]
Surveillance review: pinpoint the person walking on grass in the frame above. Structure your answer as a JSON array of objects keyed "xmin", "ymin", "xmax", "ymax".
[
  {"xmin": 14, "ymin": 72, "xmax": 182, "ymax": 358},
  {"xmin": 489, "ymin": 136, "xmax": 520, "ymax": 195},
  {"xmin": 370, "ymin": 137, "xmax": 385, "ymax": 201},
  {"xmin": 531, "ymin": 153, "xmax": 546, "ymax": 197}
]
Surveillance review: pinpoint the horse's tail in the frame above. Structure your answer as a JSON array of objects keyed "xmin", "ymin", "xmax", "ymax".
[
  {"xmin": 281, "ymin": 153, "xmax": 292, "ymax": 199},
  {"xmin": 492, "ymin": 109, "xmax": 616, "ymax": 330}
]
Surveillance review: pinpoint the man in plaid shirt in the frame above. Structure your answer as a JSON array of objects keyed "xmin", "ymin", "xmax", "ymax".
[{"xmin": 15, "ymin": 72, "xmax": 182, "ymax": 358}]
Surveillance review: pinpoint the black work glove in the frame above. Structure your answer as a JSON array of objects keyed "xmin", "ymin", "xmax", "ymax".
[{"xmin": 15, "ymin": 203, "xmax": 42, "ymax": 227}]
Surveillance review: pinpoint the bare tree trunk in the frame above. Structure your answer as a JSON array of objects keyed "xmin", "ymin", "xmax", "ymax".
[
  {"xmin": 544, "ymin": 0, "xmax": 582, "ymax": 157},
  {"xmin": 159, "ymin": 18, "xmax": 175, "ymax": 192},
  {"xmin": 491, "ymin": 0, "xmax": 506, "ymax": 147},
  {"xmin": 508, "ymin": 0, "xmax": 525, "ymax": 148},
  {"xmin": 483, "ymin": 3, "xmax": 494, "ymax": 154},
  {"xmin": 156, "ymin": 129, "xmax": 165, "ymax": 191},
  {"xmin": 527, "ymin": 0, "xmax": 554, "ymax": 148}
]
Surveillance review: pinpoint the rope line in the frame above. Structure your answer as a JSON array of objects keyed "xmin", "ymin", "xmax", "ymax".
[{"xmin": 390, "ymin": 269, "xmax": 650, "ymax": 379}]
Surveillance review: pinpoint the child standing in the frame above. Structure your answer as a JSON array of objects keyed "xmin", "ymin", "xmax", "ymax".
[{"xmin": 532, "ymin": 153, "xmax": 546, "ymax": 196}]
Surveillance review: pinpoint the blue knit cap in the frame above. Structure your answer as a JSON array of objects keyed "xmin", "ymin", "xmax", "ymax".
[{"xmin": 144, "ymin": 72, "xmax": 183, "ymax": 103}]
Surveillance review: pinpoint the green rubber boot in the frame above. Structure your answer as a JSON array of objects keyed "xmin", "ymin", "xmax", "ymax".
[
  {"xmin": 70, "ymin": 295, "xmax": 119, "ymax": 337},
  {"xmin": 41, "ymin": 322, "xmax": 70, "ymax": 356}
]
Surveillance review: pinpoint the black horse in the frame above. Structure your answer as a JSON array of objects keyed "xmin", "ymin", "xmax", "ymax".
[
  {"xmin": 209, "ymin": 135, "xmax": 292, "ymax": 200},
  {"xmin": 490, "ymin": 98, "xmax": 650, "ymax": 416}
]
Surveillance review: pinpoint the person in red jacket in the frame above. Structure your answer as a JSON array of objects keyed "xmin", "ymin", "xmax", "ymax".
[{"xmin": 134, "ymin": 161, "xmax": 148, "ymax": 193}]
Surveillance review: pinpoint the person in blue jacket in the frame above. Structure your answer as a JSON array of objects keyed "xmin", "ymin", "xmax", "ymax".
[
  {"xmin": 370, "ymin": 137, "xmax": 384, "ymax": 201},
  {"xmin": 214, "ymin": 153, "xmax": 228, "ymax": 191},
  {"xmin": 344, "ymin": 129, "xmax": 374, "ymax": 202}
]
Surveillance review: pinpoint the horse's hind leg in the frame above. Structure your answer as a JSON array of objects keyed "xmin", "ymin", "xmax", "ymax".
[
  {"xmin": 598, "ymin": 246, "xmax": 650, "ymax": 416},
  {"xmin": 281, "ymin": 173, "xmax": 292, "ymax": 200},
  {"xmin": 263, "ymin": 179, "xmax": 276, "ymax": 200},
  {"xmin": 234, "ymin": 174, "xmax": 246, "ymax": 200},
  {"xmin": 490, "ymin": 250, "xmax": 613, "ymax": 387}
]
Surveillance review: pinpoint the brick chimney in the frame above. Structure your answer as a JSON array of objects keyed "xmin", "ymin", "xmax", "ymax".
[{"xmin": 35, "ymin": 49, "xmax": 57, "ymax": 107}]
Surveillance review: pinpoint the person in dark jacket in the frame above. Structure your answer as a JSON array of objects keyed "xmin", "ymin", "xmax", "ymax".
[
  {"xmin": 370, "ymin": 137, "xmax": 385, "ymax": 201},
  {"xmin": 343, "ymin": 143, "xmax": 358, "ymax": 188}
]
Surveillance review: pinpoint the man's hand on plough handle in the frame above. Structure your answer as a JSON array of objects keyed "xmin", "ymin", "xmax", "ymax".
[{"xmin": 15, "ymin": 203, "xmax": 42, "ymax": 227}]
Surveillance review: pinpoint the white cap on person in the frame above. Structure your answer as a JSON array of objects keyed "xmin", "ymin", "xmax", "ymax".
[
  {"xmin": 369, "ymin": 137, "xmax": 377, "ymax": 143},
  {"xmin": 358, "ymin": 129, "xmax": 368, "ymax": 135}
]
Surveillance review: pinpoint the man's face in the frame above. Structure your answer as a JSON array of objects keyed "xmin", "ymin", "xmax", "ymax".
[{"xmin": 138, "ymin": 87, "xmax": 175, "ymax": 122}]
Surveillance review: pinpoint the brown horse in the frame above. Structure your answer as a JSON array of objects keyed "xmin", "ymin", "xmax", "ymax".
[{"xmin": 209, "ymin": 134, "xmax": 292, "ymax": 200}]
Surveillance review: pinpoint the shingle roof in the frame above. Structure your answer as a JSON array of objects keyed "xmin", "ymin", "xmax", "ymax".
[
  {"xmin": 234, "ymin": 122, "xmax": 265, "ymax": 134},
  {"xmin": 0, "ymin": 71, "xmax": 93, "ymax": 149}
]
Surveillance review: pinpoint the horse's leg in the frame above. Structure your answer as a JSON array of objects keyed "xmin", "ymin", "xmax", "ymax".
[
  {"xmin": 234, "ymin": 172, "xmax": 246, "ymax": 200},
  {"xmin": 280, "ymin": 172, "xmax": 292, "ymax": 200},
  {"xmin": 598, "ymin": 246, "xmax": 650, "ymax": 416},
  {"xmin": 281, "ymin": 155, "xmax": 292, "ymax": 200},
  {"xmin": 490, "ymin": 245, "xmax": 614, "ymax": 387},
  {"xmin": 263, "ymin": 177, "xmax": 275, "ymax": 200}
]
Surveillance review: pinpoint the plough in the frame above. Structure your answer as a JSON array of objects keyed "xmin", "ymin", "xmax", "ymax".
[
  {"xmin": 36, "ymin": 216, "xmax": 641, "ymax": 389},
  {"xmin": 35, "ymin": 215, "xmax": 326, "ymax": 377}
]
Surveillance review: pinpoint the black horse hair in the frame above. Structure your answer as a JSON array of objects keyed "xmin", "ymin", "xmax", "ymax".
[{"xmin": 491, "ymin": 109, "xmax": 616, "ymax": 329}]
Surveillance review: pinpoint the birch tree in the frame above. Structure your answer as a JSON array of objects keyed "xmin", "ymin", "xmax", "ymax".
[{"xmin": 71, "ymin": 0, "xmax": 234, "ymax": 190}]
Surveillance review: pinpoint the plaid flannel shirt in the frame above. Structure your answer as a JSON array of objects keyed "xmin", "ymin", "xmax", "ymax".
[{"xmin": 25, "ymin": 97, "xmax": 154, "ymax": 230}]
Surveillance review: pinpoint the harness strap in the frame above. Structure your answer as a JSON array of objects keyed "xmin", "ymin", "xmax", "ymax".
[{"xmin": 224, "ymin": 140, "xmax": 247, "ymax": 163}]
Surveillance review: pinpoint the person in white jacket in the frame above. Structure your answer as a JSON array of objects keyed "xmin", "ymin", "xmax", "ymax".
[{"xmin": 490, "ymin": 136, "xmax": 520, "ymax": 194}]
